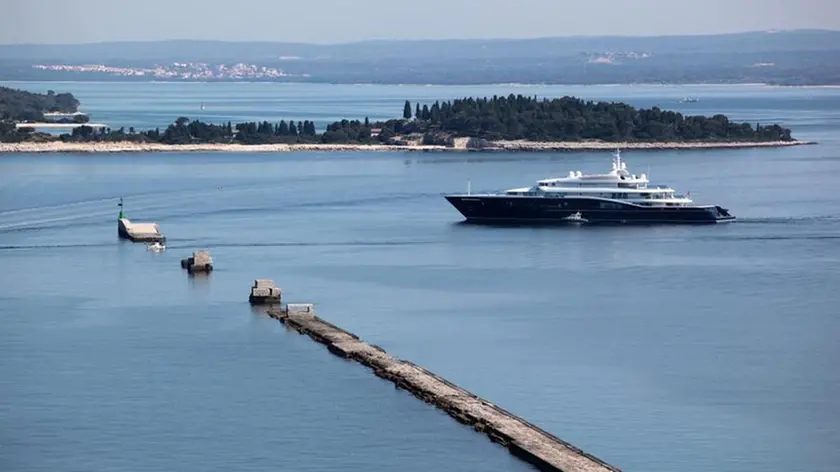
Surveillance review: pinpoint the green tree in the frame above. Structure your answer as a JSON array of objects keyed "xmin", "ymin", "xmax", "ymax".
[{"xmin": 403, "ymin": 100, "xmax": 412, "ymax": 119}]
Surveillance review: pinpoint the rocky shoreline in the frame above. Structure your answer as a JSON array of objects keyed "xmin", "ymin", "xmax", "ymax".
[{"xmin": 0, "ymin": 138, "xmax": 815, "ymax": 154}]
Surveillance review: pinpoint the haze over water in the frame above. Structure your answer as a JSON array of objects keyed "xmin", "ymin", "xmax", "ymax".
[{"xmin": 1, "ymin": 82, "xmax": 839, "ymax": 472}]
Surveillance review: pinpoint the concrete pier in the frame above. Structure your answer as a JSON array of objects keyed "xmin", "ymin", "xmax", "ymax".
[
  {"xmin": 267, "ymin": 307, "xmax": 621, "ymax": 472},
  {"xmin": 117, "ymin": 218, "xmax": 165, "ymax": 242},
  {"xmin": 115, "ymin": 198, "xmax": 165, "ymax": 243}
]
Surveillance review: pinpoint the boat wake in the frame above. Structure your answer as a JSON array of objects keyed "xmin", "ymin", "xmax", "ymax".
[
  {"xmin": 0, "ymin": 243, "xmax": 114, "ymax": 251},
  {"xmin": 734, "ymin": 215, "xmax": 840, "ymax": 225},
  {"xmin": 208, "ymin": 240, "xmax": 438, "ymax": 249}
]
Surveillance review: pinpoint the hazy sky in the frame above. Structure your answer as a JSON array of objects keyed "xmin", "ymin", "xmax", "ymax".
[{"xmin": 3, "ymin": 0, "xmax": 838, "ymax": 44}]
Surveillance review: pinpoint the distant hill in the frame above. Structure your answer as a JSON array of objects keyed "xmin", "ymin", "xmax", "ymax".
[{"xmin": 1, "ymin": 30, "xmax": 839, "ymax": 85}]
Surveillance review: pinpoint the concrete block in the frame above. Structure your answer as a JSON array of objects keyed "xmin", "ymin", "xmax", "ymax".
[
  {"xmin": 287, "ymin": 303, "xmax": 314, "ymax": 314},
  {"xmin": 254, "ymin": 279, "xmax": 275, "ymax": 289}
]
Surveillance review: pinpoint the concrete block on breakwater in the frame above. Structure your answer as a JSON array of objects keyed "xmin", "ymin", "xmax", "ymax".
[
  {"xmin": 181, "ymin": 250, "xmax": 214, "ymax": 274},
  {"xmin": 249, "ymin": 279, "xmax": 283, "ymax": 305},
  {"xmin": 266, "ymin": 307, "xmax": 621, "ymax": 472}
]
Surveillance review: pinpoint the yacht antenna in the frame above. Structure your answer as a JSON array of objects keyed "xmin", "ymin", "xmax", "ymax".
[{"xmin": 467, "ymin": 179, "xmax": 471, "ymax": 195}]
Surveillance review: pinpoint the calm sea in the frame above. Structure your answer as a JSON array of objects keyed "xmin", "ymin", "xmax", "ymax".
[{"xmin": 1, "ymin": 82, "xmax": 839, "ymax": 472}]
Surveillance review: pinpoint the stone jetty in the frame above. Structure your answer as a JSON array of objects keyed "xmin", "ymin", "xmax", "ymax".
[
  {"xmin": 266, "ymin": 306, "xmax": 621, "ymax": 472},
  {"xmin": 117, "ymin": 218, "xmax": 165, "ymax": 242},
  {"xmin": 115, "ymin": 197, "xmax": 165, "ymax": 243}
]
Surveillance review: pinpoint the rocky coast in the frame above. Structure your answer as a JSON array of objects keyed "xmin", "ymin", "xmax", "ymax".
[{"xmin": 0, "ymin": 138, "xmax": 814, "ymax": 154}]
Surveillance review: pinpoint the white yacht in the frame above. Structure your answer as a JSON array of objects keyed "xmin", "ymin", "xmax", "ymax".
[{"xmin": 444, "ymin": 150, "xmax": 735, "ymax": 224}]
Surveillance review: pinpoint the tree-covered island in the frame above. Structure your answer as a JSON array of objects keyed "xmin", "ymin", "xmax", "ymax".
[
  {"xmin": 1, "ymin": 87, "xmax": 798, "ymax": 149},
  {"xmin": 0, "ymin": 86, "xmax": 81, "ymax": 122}
]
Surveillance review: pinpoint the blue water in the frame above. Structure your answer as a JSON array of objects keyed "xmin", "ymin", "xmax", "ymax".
[{"xmin": 1, "ymin": 82, "xmax": 839, "ymax": 472}]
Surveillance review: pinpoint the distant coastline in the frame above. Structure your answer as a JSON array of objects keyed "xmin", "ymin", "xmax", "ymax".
[
  {"xmin": 0, "ymin": 139, "xmax": 815, "ymax": 154},
  {"xmin": 3, "ymin": 30, "xmax": 839, "ymax": 86},
  {"xmin": 3, "ymin": 79, "xmax": 840, "ymax": 87}
]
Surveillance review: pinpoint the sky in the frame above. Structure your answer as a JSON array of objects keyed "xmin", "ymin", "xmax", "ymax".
[{"xmin": 2, "ymin": 0, "xmax": 839, "ymax": 44}]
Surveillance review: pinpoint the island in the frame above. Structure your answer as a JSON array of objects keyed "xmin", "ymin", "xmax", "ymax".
[
  {"xmin": 0, "ymin": 86, "xmax": 82, "ymax": 121},
  {"xmin": 1, "ymin": 87, "xmax": 813, "ymax": 153}
]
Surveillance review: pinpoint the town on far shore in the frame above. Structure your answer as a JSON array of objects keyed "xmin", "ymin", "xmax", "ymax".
[{"xmin": 32, "ymin": 62, "xmax": 307, "ymax": 80}]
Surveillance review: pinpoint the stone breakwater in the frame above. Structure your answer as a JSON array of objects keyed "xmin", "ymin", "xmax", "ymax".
[
  {"xmin": 0, "ymin": 139, "xmax": 814, "ymax": 154},
  {"xmin": 267, "ymin": 307, "xmax": 622, "ymax": 472}
]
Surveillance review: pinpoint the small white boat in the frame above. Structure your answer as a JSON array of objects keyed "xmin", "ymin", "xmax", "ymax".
[
  {"xmin": 146, "ymin": 241, "xmax": 166, "ymax": 252},
  {"xmin": 563, "ymin": 212, "xmax": 588, "ymax": 224}
]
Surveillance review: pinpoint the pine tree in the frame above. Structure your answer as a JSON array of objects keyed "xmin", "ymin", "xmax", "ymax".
[
  {"xmin": 415, "ymin": 103, "xmax": 421, "ymax": 120},
  {"xmin": 403, "ymin": 100, "xmax": 412, "ymax": 119},
  {"xmin": 431, "ymin": 101, "xmax": 440, "ymax": 122},
  {"xmin": 289, "ymin": 121, "xmax": 298, "ymax": 136},
  {"xmin": 364, "ymin": 116, "xmax": 370, "ymax": 127}
]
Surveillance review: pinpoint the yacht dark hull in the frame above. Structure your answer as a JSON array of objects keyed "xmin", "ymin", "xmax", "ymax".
[{"xmin": 444, "ymin": 195, "xmax": 735, "ymax": 225}]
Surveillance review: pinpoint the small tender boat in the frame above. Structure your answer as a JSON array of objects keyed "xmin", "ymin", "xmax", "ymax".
[
  {"xmin": 146, "ymin": 241, "xmax": 166, "ymax": 252},
  {"xmin": 563, "ymin": 212, "xmax": 588, "ymax": 224}
]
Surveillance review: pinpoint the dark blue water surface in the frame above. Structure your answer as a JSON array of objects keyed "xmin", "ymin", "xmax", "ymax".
[{"xmin": 1, "ymin": 83, "xmax": 839, "ymax": 472}]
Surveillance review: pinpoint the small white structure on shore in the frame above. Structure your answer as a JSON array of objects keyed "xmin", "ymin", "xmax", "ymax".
[{"xmin": 15, "ymin": 122, "xmax": 107, "ymax": 129}]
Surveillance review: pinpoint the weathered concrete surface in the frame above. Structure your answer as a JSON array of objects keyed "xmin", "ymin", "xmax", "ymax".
[
  {"xmin": 249, "ymin": 279, "xmax": 282, "ymax": 304},
  {"xmin": 182, "ymin": 250, "xmax": 213, "ymax": 273},
  {"xmin": 267, "ymin": 308, "xmax": 621, "ymax": 472},
  {"xmin": 118, "ymin": 218, "xmax": 165, "ymax": 242}
]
